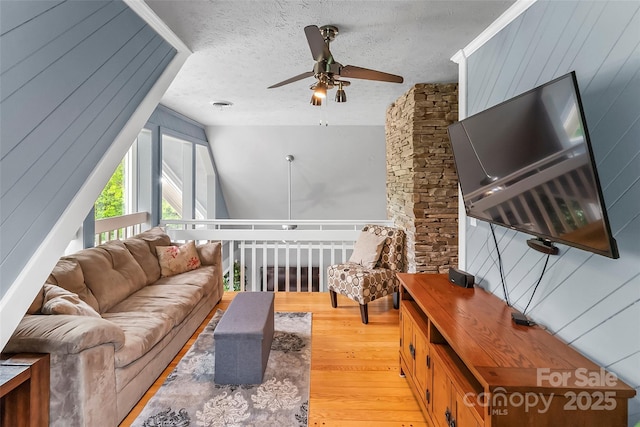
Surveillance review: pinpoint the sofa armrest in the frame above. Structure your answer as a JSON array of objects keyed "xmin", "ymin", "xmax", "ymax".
[{"xmin": 4, "ymin": 314, "xmax": 125, "ymax": 355}]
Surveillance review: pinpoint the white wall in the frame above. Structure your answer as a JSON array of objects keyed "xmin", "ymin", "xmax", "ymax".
[{"xmin": 206, "ymin": 126, "xmax": 387, "ymax": 220}]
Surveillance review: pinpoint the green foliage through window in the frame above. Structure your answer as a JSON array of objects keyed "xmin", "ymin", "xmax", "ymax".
[
  {"xmin": 95, "ymin": 161, "xmax": 125, "ymax": 219},
  {"xmin": 161, "ymin": 198, "xmax": 180, "ymax": 220}
]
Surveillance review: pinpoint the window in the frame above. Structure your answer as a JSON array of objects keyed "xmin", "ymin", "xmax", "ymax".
[
  {"xmin": 77, "ymin": 119, "xmax": 216, "ymax": 251},
  {"xmin": 161, "ymin": 134, "xmax": 191, "ymax": 219},
  {"xmin": 95, "ymin": 142, "xmax": 135, "ymax": 219},
  {"xmin": 161, "ymin": 132, "xmax": 216, "ymax": 220},
  {"xmin": 195, "ymin": 144, "xmax": 216, "ymax": 219}
]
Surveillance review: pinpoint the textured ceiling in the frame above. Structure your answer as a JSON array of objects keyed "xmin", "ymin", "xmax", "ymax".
[{"xmin": 145, "ymin": 0, "xmax": 514, "ymax": 126}]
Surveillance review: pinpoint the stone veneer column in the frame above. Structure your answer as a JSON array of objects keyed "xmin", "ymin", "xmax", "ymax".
[{"xmin": 386, "ymin": 84, "xmax": 459, "ymax": 273}]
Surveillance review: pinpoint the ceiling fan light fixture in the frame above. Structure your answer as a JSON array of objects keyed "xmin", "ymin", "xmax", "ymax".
[
  {"xmin": 335, "ymin": 82, "xmax": 347, "ymax": 103},
  {"xmin": 267, "ymin": 25, "xmax": 403, "ymax": 107},
  {"xmin": 310, "ymin": 94, "xmax": 322, "ymax": 106},
  {"xmin": 313, "ymin": 81, "xmax": 327, "ymax": 99}
]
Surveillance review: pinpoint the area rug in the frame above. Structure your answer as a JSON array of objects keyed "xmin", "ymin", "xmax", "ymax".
[{"xmin": 132, "ymin": 310, "xmax": 311, "ymax": 427}]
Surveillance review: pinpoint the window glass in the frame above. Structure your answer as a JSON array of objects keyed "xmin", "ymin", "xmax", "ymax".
[
  {"xmin": 161, "ymin": 134, "xmax": 192, "ymax": 219},
  {"xmin": 195, "ymin": 144, "xmax": 216, "ymax": 219},
  {"xmin": 95, "ymin": 143, "xmax": 135, "ymax": 219}
]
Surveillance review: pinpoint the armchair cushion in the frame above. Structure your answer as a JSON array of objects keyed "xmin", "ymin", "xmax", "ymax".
[
  {"xmin": 328, "ymin": 225, "xmax": 405, "ymax": 319},
  {"xmin": 349, "ymin": 231, "xmax": 387, "ymax": 268},
  {"xmin": 327, "ymin": 263, "xmax": 398, "ymax": 305},
  {"xmin": 362, "ymin": 224, "xmax": 404, "ymax": 271}
]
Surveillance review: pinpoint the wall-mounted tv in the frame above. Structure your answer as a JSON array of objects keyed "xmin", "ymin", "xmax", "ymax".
[{"xmin": 448, "ymin": 71, "xmax": 619, "ymax": 258}]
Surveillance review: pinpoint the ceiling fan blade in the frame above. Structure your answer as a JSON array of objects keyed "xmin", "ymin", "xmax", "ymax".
[
  {"xmin": 340, "ymin": 65, "xmax": 404, "ymax": 83},
  {"xmin": 304, "ymin": 25, "xmax": 331, "ymax": 62},
  {"xmin": 267, "ymin": 71, "xmax": 314, "ymax": 89}
]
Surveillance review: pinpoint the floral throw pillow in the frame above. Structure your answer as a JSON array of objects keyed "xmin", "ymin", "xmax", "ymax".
[{"xmin": 156, "ymin": 241, "xmax": 202, "ymax": 277}]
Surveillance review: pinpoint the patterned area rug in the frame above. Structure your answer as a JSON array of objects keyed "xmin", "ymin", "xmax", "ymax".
[{"xmin": 132, "ymin": 310, "xmax": 311, "ymax": 427}]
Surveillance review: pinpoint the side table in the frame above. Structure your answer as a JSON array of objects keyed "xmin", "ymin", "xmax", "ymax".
[{"xmin": 0, "ymin": 353, "xmax": 50, "ymax": 427}]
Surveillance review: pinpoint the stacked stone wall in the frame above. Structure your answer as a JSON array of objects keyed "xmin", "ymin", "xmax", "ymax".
[{"xmin": 386, "ymin": 83, "xmax": 458, "ymax": 273}]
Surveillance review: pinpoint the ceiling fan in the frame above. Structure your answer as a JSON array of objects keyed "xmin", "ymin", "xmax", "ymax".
[{"xmin": 268, "ymin": 25, "xmax": 404, "ymax": 106}]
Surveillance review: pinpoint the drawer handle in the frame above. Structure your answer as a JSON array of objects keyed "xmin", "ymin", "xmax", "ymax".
[{"xmin": 445, "ymin": 407, "xmax": 451, "ymax": 423}]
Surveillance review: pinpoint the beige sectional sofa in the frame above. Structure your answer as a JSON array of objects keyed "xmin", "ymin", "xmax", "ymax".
[{"xmin": 4, "ymin": 227, "xmax": 223, "ymax": 426}]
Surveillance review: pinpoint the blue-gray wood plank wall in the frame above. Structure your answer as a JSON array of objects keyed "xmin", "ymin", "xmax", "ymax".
[
  {"xmin": 0, "ymin": 0, "xmax": 176, "ymax": 298},
  {"xmin": 465, "ymin": 1, "xmax": 639, "ymax": 423}
]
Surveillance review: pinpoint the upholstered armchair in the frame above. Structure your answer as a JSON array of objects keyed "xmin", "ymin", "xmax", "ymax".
[{"xmin": 327, "ymin": 224, "xmax": 405, "ymax": 324}]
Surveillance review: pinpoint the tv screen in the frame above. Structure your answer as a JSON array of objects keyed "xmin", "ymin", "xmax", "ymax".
[{"xmin": 448, "ymin": 71, "xmax": 619, "ymax": 258}]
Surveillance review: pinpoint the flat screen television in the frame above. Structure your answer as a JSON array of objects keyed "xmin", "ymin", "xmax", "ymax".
[{"xmin": 447, "ymin": 71, "xmax": 619, "ymax": 258}]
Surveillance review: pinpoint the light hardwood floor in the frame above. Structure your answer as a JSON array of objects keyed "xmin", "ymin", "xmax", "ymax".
[{"xmin": 120, "ymin": 292, "xmax": 428, "ymax": 427}]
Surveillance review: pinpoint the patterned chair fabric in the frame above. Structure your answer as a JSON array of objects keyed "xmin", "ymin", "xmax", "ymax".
[
  {"xmin": 327, "ymin": 224, "xmax": 405, "ymax": 312},
  {"xmin": 327, "ymin": 264, "xmax": 398, "ymax": 305}
]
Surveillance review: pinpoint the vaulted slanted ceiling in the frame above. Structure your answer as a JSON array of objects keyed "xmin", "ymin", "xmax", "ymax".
[
  {"xmin": 145, "ymin": 0, "xmax": 515, "ymax": 126},
  {"xmin": 0, "ymin": 1, "xmax": 515, "ymax": 349}
]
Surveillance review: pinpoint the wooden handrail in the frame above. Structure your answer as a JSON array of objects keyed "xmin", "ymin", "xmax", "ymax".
[
  {"xmin": 94, "ymin": 212, "xmax": 149, "ymax": 244},
  {"xmin": 95, "ymin": 212, "xmax": 149, "ymax": 234},
  {"xmin": 161, "ymin": 219, "xmax": 394, "ymax": 293}
]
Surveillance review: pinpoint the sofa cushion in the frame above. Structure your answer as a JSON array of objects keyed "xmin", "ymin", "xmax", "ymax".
[
  {"xmin": 27, "ymin": 287, "xmax": 45, "ymax": 314},
  {"xmin": 156, "ymin": 241, "xmax": 201, "ymax": 277},
  {"xmin": 151, "ymin": 265, "xmax": 217, "ymax": 296},
  {"xmin": 123, "ymin": 237, "xmax": 161, "ymax": 285},
  {"xmin": 71, "ymin": 241, "xmax": 147, "ymax": 313},
  {"xmin": 106, "ymin": 284, "xmax": 204, "ymax": 327},
  {"xmin": 196, "ymin": 241, "xmax": 221, "ymax": 266},
  {"xmin": 125, "ymin": 227, "xmax": 172, "ymax": 283},
  {"xmin": 101, "ymin": 312, "xmax": 174, "ymax": 368},
  {"xmin": 47, "ymin": 258, "xmax": 100, "ymax": 312},
  {"xmin": 133, "ymin": 226, "xmax": 171, "ymax": 254},
  {"xmin": 41, "ymin": 284, "xmax": 101, "ymax": 318}
]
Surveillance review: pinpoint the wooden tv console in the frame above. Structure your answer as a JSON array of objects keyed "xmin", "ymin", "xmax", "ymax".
[{"xmin": 398, "ymin": 273, "xmax": 635, "ymax": 427}]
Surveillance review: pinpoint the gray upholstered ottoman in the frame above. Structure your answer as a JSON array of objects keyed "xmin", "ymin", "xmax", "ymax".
[{"xmin": 214, "ymin": 292, "xmax": 275, "ymax": 384}]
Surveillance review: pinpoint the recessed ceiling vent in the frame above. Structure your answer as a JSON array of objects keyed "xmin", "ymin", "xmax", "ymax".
[{"xmin": 210, "ymin": 100, "xmax": 233, "ymax": 109}]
